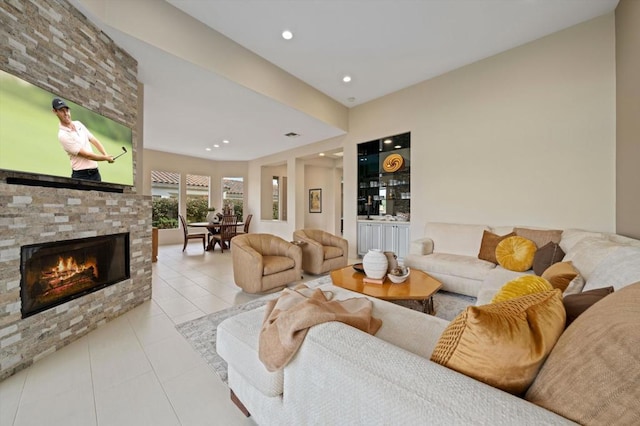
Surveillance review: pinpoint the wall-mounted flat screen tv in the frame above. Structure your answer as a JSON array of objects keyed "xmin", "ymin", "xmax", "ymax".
[{"xmin": 0, "ymin": 70, "xmax": 134, "ymax": 186}]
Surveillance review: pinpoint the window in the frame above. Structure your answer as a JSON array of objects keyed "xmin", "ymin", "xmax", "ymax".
[
  {"xmin": 151, "ymin": 170, "xmax": 179, "ymax": 229},
  {"xmin": 222, "ymin": 177, "xmax": 244, "ymax": 220},
  {"xmin": 272, "ymin": 176, "xmax": 279, "ymax": 220},
  {"xmin": 186, "ymin": 174, "xmax": 210, "ymax": 222}
]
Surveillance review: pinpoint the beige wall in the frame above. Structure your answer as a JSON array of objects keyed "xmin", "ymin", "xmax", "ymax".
[
  {"xmin": 143, "ymin": 11, "xmax": 630, "ymax": 254},
  {"xmin": 341, "ymin": 13, "xmax": 617, "ymax": 255},
  {"xmin": 143, "ymin": 149, "xmax": 248, "ymax": 244},
  {"xmin": 616, "ymin": 0, "xmax": 640, "ymax": 239}
]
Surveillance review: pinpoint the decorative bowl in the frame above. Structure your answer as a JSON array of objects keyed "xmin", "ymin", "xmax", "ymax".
[
  {"xmin": 353, "ymin": 263, "xmax": 365, "ymax": 273},
  {"xmin": 388, "ymin": 267, "xmax": 410, "ymax": 284}
]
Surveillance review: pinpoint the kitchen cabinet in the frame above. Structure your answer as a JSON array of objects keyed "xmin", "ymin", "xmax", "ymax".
[{"xmin": 358, "ymin": 221, "xmax": 410, "ymax": 260}]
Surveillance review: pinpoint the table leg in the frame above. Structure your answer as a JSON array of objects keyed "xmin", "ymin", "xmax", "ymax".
[{"xmin": 422, "ymin": 297, "xmax": 435, "ymax": 315}]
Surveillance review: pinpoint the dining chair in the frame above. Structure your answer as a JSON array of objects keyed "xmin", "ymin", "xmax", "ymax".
[
  {"xmin": 179, "ymin": 214, "xmax": 206, "ymax": 252},
  {"xmin": 235, "ymin": 214, "xmax": 253, "ymax": 235},
  {"xmin": 211, "ymin": 214, "xmax": 238, "ymax": 253}
]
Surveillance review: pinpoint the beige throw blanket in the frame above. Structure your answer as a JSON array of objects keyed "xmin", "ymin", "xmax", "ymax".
[{"xmin": 259, "ymin": 284, "xmax": 382, "ymax": 371}]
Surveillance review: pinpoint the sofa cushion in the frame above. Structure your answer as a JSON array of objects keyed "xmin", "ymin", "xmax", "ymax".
[
  {"xmin": 431, "ymin": 289, "xmax": 565, "ymax": 395},
  {"xmin": 411, "ymin": 253, "xmax": 496, "ymax": 281},
  {"xmin": 563, "ymin": 237, "xmax": 621, "ymax": 280},
  {"xmin": 541, "ymin": 261, "xmax": 578, "ymax": 292},
  {"xmin": 323, "ymin": 245, "xmax": 343, "ymax": 260},
  {"xmin": 496, "ymin": 236, "xmax": 537, "ymax": 272},
  {"xmin": 514, "ymin": 227, "xmax": 562, "ymax": 249},
  {"xmin": 262, "ymin": 255, "xmax": 295, "ymax": 276},
  {"xmin": 525, "ymin": 282, "xmax": 640, "ymax": 425},
  {"xmin": 491, "ymin": 275, "xmax": 552, "ymax": 303},
  {"xmin": 581, "ymin": 246, "xmax": 640, "ymax": 292},
  {"xmin": 476, "ymin": 267, "xmax": 532, "ymax": 306},
  {"xmin": 425, "ymin": 222, "xmax": 490, "ymax": 257},
  {"xmin": 477, "ymin": 231, "xmax": 515, "ymax": 264},
  {"xmin": 558, "ymin": 229, "xmax": 604, "ymax": 253},
  {"xmin": 532, "ymin": 242, "xmax": 565, "ymax": 276},
  {"xmin": 562, "ymin": 286, "xmax": 614, "ymax": 327}
]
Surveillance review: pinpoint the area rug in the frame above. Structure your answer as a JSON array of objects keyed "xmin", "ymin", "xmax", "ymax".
[{"xmin": 176, "ymin": 275, "xmax": 476, "ymax": 384}]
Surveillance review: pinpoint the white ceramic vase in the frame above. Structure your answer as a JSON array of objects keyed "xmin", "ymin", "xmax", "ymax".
[{"xmin": 363, "ymin": 249, "xmax": 388, "ymax": 279}]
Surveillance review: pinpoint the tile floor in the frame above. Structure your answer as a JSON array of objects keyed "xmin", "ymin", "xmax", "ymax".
[{"xmin": 0, "ymin": 243, "xmax": 326, "ymax": 426}]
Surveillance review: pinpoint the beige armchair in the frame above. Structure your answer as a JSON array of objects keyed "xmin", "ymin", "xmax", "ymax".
[
  {"xmin": 293, "ymin": 229, "xmax": 348, "ymax": 275},
  {"xmin": 232, "ymin": 233, "xmax": 302, "ymax": 294}
]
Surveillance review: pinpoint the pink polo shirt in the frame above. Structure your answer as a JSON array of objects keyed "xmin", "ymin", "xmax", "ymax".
[{"xmin": 58, "ymin": 120, "xmax": 99, "ymax": 171}]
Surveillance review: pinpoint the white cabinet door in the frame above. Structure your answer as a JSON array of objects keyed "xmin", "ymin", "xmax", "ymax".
[
  {"xmin": 379, "ymin": 223, "xmax": 410, "ymax": 260},
  {"xmin": 357, "ymin": 222, "xmax": 383, "ymax": 256},
  {"xmin": 395, "ymin": 224, "xmax": 410, "ymax": 260}
]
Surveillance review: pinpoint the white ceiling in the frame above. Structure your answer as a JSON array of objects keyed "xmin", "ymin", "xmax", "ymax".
[{"xmin": 75, "ymin": 0, "xmax": 619, "ymax": 161}]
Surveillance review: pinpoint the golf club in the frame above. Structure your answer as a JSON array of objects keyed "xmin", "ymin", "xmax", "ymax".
[{"xmin": 112, "ymin": 146, "xmax": 127, "ymax": 160}]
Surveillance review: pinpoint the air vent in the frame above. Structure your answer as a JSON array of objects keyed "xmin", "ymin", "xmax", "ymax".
[{"xmin": 284, "ymin": 132, "xmax": 300, "ymax": 137}]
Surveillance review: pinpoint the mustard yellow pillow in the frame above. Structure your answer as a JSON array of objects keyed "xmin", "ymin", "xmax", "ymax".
[
  {"xmin": 496, "ymin": 236, "xmax": 537, "ymax": 272},
  {"xmin": 492, "ymin": 275, "xmax": 553, "ymax": 303},
  {"xmin": 431, "ymin": 290, "xmax": 565, "ymax": 395}
]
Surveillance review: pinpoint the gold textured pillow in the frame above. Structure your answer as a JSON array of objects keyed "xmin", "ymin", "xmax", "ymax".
[
  {"xmin": 491, "ymin": 275, "xmax": 553, "ymax": 303},
  {"xmin": 431, "ymin": 290, "xmax": 565, "ymax": 395},
  {"xmin": 541, "ymin": 261, "xmax": 579, "ymax": 292},
  {"xmin": 496, "ymin": 236, "xmax": 537, "ymax": 272},
  {"xmin": 477, "ymin": 231, "xmax": 516, "ymax": 264}
]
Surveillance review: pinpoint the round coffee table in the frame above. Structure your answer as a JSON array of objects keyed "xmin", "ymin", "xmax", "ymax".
[{"xmin": 330, "ymin": 265, "xmax": 443, "ymax": 314}]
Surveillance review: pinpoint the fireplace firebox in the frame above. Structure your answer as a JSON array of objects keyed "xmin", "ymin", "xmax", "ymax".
[{"xmin": 20, "ymin": 233, "xmax": 130, "ymax": 318}]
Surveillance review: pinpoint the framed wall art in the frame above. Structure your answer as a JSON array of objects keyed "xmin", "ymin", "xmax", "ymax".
[{"xmin": 309, "ymin": 188, "xmax": 322, "ymax": 213}]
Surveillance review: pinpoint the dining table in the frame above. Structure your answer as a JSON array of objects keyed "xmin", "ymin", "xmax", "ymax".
[{"xmin": 188, "ymin": 221, "xmax": 244, "ymax": 251}]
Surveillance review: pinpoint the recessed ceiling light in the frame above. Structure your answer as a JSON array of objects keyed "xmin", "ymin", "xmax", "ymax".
[
  {"xmin": 319, "ymin": 153, "xmax": 325, "ymax": 156},
  {"xmin": 342, "ymin": 75, "xmax": 352, "ymax": 83},
  {"xmin": 383, "ymin": 139, "xmax": 392, "ymax": 144},
  {"xmin": 395, "ymin": 145, "xmax": 402, "ymax": 149},
  {"xmin": 222, "ymin": 140, "xmax": 229, "ymax": 144},
  {"xmin": 282, "ymin": 30, "xmax": 293, "ymax": 40},
  {"xmin": 213, "ymin": 144, "xmax": 220, "ymax": 148},
  {"xmin": 205, "ymin": 147, "xmax": 211, "ymax": 151}
]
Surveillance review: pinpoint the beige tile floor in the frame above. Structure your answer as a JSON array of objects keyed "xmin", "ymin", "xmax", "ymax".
[{"xmin": 0, "ymin": 243, "xmax": 330, "ymax": 426}]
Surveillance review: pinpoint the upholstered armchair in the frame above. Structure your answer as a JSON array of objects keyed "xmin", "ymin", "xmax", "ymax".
[
  {"xmin": 232, "ymin": 233, "xmax": 302, "ymax": 294},
  {"xmin": 292, "ymin": 229, "xmax": 348, "ymax": 275}
]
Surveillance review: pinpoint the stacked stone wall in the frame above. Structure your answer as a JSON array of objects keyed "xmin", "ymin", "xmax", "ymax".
[{"xmin": 0, "ymin": 0, "xmax": 150, "ymax": 380}]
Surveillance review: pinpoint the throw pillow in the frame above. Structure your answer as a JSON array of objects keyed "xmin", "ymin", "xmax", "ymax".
[
  {"xmin": 477, "ymin": 231, "xmax": 516, "ymax": 264},
  {"xmin": 514, "ymin": 227, "xmax": 562, "ymax": 249},
  {"xmin": 532, "ymin": 242, "xmax": 565, "ymax": 276},
  {"xmin": 496, "ymin": 236, "xmax": 537, "ymax": 272},
  {"xmin": 541, "ymin": 261, "xmax": 579, "ymax": 292},
  {"xmin": 563, "ymin": 274, "xmax": 586, "ymax": 295},
  {"xmin": 525, "ymin": 282, "xmax": 640, "ymax": 425},
  {"xmin": 491, "ymin": 275, "xmax": 553, "ymax": 303},
  {"xmin": 431, "ymin": 289, "xmax": 565, "ymax": 395},
  {"xmin": 563, "ymin": 286, "xmax": 614, "ymax": 327}
]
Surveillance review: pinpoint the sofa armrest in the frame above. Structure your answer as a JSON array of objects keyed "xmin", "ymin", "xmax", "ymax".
[
  {"xmin": 409, "ymin": 237, "xmax": 434, "ymax": 256},
  {"xmin": 282, "ymin": 322, "xmax": 575, "ymax": 425}
]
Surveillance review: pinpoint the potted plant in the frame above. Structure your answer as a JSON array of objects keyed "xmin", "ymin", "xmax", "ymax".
[{"xmin": 206, "ymin": 207, "xmax": 217, "ymax": 223}]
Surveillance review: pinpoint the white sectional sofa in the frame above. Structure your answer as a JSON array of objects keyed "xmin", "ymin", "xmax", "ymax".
[
  {"xmin": 217, "ymin": 224, "xmax": 640, "ymax": 425},
  {"xmin": 405, "ymin": 222, "xmax": 640, "ymax": 304}
]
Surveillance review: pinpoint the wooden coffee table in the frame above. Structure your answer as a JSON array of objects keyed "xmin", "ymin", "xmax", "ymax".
[{"xmin": 330, "ymin": 265, "xmax": 443, "ymax": 314}]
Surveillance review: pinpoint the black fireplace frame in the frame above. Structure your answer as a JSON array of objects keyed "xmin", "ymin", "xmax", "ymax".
[{"xmin": 20, "ymin": 233, "xmax": 130, "ymax": 318}]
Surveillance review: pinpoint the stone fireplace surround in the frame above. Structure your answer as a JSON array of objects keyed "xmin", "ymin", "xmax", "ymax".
[{"xmin": 0, "ymin": 0, "xmax": 151, "ymax": 380}]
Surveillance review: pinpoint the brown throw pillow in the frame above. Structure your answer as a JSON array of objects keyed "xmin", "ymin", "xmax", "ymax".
[
  {"xmin": 431, "ymin": 289, "xmax": 565, "ymax": 395},
  {"xmin": 532, "ymin": 242, "xmax": 565, "ymax": 276},
  {"xmin": 525, "ymin": 282, "xmax": 640, "ymax": 425},
  {"xmin": 478, "ymin": 231, "xmax": 515, "ymax": 264},
  {"xmin": 514, "ymin": 228, "xmax": 562, "ymax": 249},
  {"xmin": 563, "ymin": 286, "xmax": 614, "ymax": 327},
  {"xmin": 541, "ymin": 261, "xmax": 579, "ymax": 292}
]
